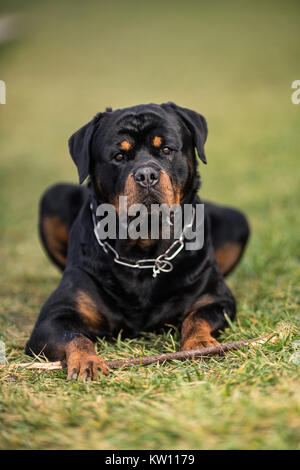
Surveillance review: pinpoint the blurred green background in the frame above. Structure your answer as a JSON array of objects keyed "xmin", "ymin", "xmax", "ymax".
[{"xmin": 0, "ymin": 0, "xmax": 299, "ymax": 450}]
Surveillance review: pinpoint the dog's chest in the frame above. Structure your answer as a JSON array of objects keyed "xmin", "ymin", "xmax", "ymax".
[{"xmin": 101, "ymin": 271, "xmax": 198, "ymax": 336}]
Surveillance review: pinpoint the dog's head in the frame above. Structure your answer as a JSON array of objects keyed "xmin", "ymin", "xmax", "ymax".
[{"xmin": 69, "ymin": 103, "xmax": 207, "ymax": 211}]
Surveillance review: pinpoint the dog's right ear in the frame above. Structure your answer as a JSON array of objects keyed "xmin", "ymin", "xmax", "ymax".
[{"xmin": 68, "ymin": 113, "xmax": 103, "ymax": 184}]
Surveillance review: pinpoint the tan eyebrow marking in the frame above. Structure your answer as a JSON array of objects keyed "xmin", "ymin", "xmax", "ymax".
[
  {"xmin": 120, "ymin": 140, "xmax": 132, "ymax": 151},
  {"xmin": 153, "ymin": 136, "xmax": 162, "ymax": 147}
]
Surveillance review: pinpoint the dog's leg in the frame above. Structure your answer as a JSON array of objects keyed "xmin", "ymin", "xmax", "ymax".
[
  {"xmin": 26, "ymin": 313, "xmax": 110, "ymax": 381},
  {"xmin": 26, "ymin": 269, "xmax": 110, "ymax": 381},
  {"xmin": 39, "ymin": 183, "xmax": 88, "ymax": 271},
  {"xmin": 204, "ymin": 201, "xmax": 250, "ymax": 276},
  {"xmin": 181, "ymin": 291, "xmax": 236, "ymax": 351},
  {"xmin": 65, "ymin": 336, "xmax": 110, "ymax": 381},
  {"xmin": 181, "ymin": 312, "xmax": 219, "ymax": 349}
]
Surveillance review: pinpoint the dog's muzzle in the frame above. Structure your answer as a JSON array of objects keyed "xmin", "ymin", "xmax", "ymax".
[{"xmin": 133, "ymin": 164, "xmax": 160, "ymax": 189}]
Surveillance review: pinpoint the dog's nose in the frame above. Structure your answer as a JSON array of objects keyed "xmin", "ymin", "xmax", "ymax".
[{"xmin": 134, "ymin": 166, "xmax": 160, "ymax": 188}]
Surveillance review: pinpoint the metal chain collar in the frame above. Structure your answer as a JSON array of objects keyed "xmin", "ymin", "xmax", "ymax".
[{"xmin": 90, "ymin": 203, "xmax": 195, "ymax": 278}]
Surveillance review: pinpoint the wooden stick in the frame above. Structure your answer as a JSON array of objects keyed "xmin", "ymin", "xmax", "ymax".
[{"xmin": 0, "ymin": 334, "xmax": 275, "ymax": 372}]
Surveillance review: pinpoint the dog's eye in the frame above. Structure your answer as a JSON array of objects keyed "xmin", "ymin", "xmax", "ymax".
[
  {"xmin": 114, "ymin": 153, "xmax": 124, "ymax": 162},
  {"xmin": 161, "ymin": 147, "xmax": 172, "ymax": 156}
]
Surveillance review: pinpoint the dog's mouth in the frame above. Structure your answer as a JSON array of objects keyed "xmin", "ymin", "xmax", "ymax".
[{"xmin": 138, "ymin": 186, "xmax": 164, "ymax": 207}]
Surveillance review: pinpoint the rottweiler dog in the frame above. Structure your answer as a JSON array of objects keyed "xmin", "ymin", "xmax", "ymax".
[{"xmin": 26, "ymin": 102, "xmax": 250, "ymax": 380}]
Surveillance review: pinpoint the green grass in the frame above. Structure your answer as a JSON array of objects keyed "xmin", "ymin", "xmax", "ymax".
[{"xmin": 0, "ymin": 0, "xmax": 299, "ymax": 450}]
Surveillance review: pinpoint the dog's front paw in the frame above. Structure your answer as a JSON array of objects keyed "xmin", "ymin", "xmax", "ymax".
[
  {"xmin": 67, "ymin": 352, "xmax": 110, "ymax": 381},
  {"xmin": 181, "ymin": 336, "xmax": 219, "ymax": 351},
  {"xmin": 65, "ymin": 336, "xmax": 110, "ymax": 381}
]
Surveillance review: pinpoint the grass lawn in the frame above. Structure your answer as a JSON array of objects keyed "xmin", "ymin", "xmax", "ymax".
[{"xmin": 0, "ymin": 0, "xmax": 299, "ymax": 450}]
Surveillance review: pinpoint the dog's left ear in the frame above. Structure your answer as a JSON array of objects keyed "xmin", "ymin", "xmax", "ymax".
[
  {"xmin": 68, "ymin": 113, "xmax": 103, "ymax": 184},
  {"xmin": 162, "ymin": 102, "xmax": 208, "ymax": 164}
]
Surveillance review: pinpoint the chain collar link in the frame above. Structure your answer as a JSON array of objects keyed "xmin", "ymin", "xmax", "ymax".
[{"xmin": 90, "ymin": 203, "xmax": 195, "ymax": 278}]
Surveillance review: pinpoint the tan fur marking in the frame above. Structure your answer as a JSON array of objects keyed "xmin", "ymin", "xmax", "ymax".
[
  {"xmin": 76, "ymin": 290, "xmax": 103, "ymax": 329},
  {"xmin": 173, "ymin": 184, "xmax": 182, "ymax": 205},
  {"xmin": 181, "ymin": 295, "xmax": 219, "ymax": 351},
  {"xmin": 190, "ymin": 294, "xmax": 215, "ymax": 311},
  {"xmin": 43, "ymin": 216, "xmax": 68, "ymax": 266},
  {"xmin": 215, "ymin": 242, "xmax": 243, "ymax": 275},
  {"xmin": 120, "ymin": 140, "xmax": 132, "ymax": 151},
  {"xmin": 153, "ymin": 136, "xmax": 162, "ymax": 147},
  {"xmin": 181, "ymin": 316, "xmax": 218, "ymax": 351},
  {"xmin": 65, "ymin": 336, "xmax": 95, "ymax": 362},
  {"xmin": 159, "ymin": 170, "xmax": 179, "ymax": 206},
  {"xmin": 112, "ymin": 173, "xmax": 137, "ymax": 214},
  {"xmin": 123, "ymin": 173, "xmax": 139, "ymax": 208}
]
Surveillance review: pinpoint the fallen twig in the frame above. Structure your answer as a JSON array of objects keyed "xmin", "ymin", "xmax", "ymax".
[{"xmin": 0, "ymin": 334, "xmax": 276, "ymax": 372}]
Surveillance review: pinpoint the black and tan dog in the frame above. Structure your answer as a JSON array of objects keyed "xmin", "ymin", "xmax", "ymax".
[{"xmin": 26, "ymin": 102, "xmax": 250, "ymax": 380}]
